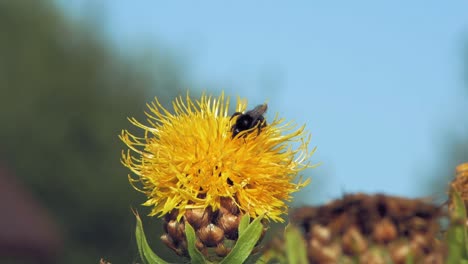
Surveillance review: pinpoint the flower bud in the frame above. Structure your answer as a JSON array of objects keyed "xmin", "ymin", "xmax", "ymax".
[
  {"xmin": 217, "ymin": 212, "xmax": 240, "ymax": 240},
  {"xmin": 185, "ymin": 208, "xmax": 211, "ymax": 229},
  {"xmin": 197, "ymin": 223, "xmax": 225, "ymax": 247}
]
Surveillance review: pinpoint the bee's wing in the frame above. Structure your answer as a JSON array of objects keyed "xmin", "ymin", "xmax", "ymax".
[{"xmin": 247, "ymin": 104, "xmax": 267, "ymax": 118}]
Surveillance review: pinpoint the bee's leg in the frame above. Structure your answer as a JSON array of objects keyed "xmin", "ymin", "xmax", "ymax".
[
  {"xmin": 256, "ymin": 117, "xmax": 267, "ymax": 135},
  {"xmin": 230, "ymin": 112, "xmax": 242, "ymax": 135}
]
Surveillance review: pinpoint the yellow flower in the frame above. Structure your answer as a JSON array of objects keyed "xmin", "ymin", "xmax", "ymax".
[{"xmin": 120, "ymin": 93, "xmax": 314, "ymax": 222}]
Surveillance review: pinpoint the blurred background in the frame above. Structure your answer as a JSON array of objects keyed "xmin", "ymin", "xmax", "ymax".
[{"xmin": 0, "ymin": 1, "xmax": 467, "ymax": 263}]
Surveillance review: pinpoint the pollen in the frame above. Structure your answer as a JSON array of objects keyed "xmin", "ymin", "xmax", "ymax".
[{"xmin": 120, "ymin": 93, "xmax": 315, "ymax": 222}]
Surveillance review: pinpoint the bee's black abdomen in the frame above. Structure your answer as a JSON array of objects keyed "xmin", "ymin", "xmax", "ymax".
[
  {"xmin": 237, "ymin": 116, "xmax": 253, "ymax": 130},
  {"xmin": 230, "ymin": 104, "xmax": 268, "ymax": 138}
]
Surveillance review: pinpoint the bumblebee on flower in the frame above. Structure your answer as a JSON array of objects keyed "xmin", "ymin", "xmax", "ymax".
[{"xmin": 120, "ymin": 93, "xmax": 315, "ymax": 258}]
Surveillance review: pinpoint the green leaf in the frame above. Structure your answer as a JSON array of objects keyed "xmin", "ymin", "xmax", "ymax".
[
  {"xmin": 220, "ymin": 215, "xmax": 264, "ymax": 264},
  {"xmin": 405, "ymin": 251, "xmax": 414, "ymax": 264},
  {"xmin": 284, "ymin": 224, "xmax": 308, "ymax": 264},
  {"xmin": 447, "ymin": 190, "xmax": 468, "ymax": 263},
  {"xmin": 447, "ymin": 225, "xmax": 466, "ymax": 264},
  {"xmin": 185, "ymin": 222, "xmax": 209, "ymax": 264},
  {"xmin": 238, "ymin": 214, "xmax": 250, "ymax": 236},
  {"xmin": 255, "ymin": 253, "xmax": 286, "ymax": 264},
  {"xmin": 134, "ymin": 213, "xmax": 169, "ymax": 264},
  {"xmin": 451, "ymin": 189, "xmax": 467, "ymax": 221}
]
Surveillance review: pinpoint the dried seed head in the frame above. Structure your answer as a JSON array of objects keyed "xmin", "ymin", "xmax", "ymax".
[
  {"xmin": 291, "ymin": 193, "xmax": 446, "ymax": 263},
  {"xmin": 372, "ymin": 218, "xmax": 397, "ymax": 243},
  {"xmin": 423, "ymin": 253, "xmax": 445, "ymax": 264},
  {"xmin": 360, "ymin": 247, "xmax": 388, "ymax": 264},
  {"xmin": 310, "ymin": 224, "xmax": 331, "ymax": 245},
  {"xmin": 410, "ymin": 233, "xmax": 429, "ymax": 254},
  {"xmin": 342, "ymin": 226, "xmax": 367, "ymax": 255},
  {"xmin": 389, "ymin": 242, "xmax": 412, "ymax": 264},
  {"xmin": 308, "ymin": 239, "xmax": 341, "ymax": 263}
]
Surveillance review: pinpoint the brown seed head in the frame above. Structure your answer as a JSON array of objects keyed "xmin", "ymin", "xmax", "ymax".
[
  {"xmin": 217, "ymin": 213, "xmax": 240, "ymax": 240},
  {"xmin": 195, "ymin": 239, "xmax": 205, "ymax": 252},
  {"xmin": 185, "ymin": 208, "xmax": 212, "ymax": 229},
  {"xmin": 341, "ymin": 226, "xmax": 367, "ymax": 255},
  {"xmin": 197, "ymin": 223, "xmax": 225, "ymax": 247},
  {"xmin": 372, "ymin": 218, "xmax": 397, "ymax": 243},
  {"xmin": 215, "ymin": 243, "xmax": 230, "ymax": 257},
  {"xmin": 161, "ymin": 234, "xmax": 185, "ymax": 256},
  {"xmin": 389, "ymin": 242, "xmax": 412, "ymax": 264},
  {"xmin": 292, "ymin": 194, "xmax": 445, "ymax": 263},
  {"xmin": 308, "ymin": 239, "xmax": 341, "ymax": 263},
  {"xmin": 164, "ymin": 210, "xmax": 179, "ymax": 222},
  {"xmin": 166, "ymin": 220, "xmax": 186, "ymax": 242},
  {"xmin": 410, "ymin": 234, "xmax": 428, "ymax": 256},
  {"xmin": 99, "ymin": 258, "xmax": 111, "ymax": 264},
  {"xmin": 310, "ymin": 224, "xmax": 331, "ymax": 245},
  {"xmin": 220, "ymin": 197, "xmax": 240, "ymax": 215},
  {"xmin": 160, "ymin": 200, "xmax": 268, "ymax": 260},
  {"xmin": 359, "ymin": 247, "xmax": 388, "ymax": 264},
  {"xmin": 423, "ymin": 253, "xmax": 445, "ymax": 264}
]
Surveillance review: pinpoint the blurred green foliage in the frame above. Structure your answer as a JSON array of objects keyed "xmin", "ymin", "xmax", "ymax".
[{"xmin": 0, "ymin": 1, "xmax": 190, "ymax": 263}]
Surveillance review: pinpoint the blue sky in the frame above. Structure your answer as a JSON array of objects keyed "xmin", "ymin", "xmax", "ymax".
[{"xmin": 60, "ymin": 1, "xmax": 468, "ymax": 203}]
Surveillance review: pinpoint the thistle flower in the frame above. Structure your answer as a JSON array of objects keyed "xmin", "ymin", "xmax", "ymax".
[
  {"xmin": 120, "ymin": 93, "xmax": 314, "ymax": 257},
  {"xmin": 450, "ymin": 163, "xmax": 468, "ymax": 205}
]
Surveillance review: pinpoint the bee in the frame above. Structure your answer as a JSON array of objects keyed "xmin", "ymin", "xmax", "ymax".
[{"xmin": 230, "ymin": 104, "xmax": 268, "ymax": 138}]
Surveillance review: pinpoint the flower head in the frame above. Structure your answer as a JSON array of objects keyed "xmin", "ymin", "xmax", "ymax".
[{"xmin": 120, "ymin": 93, "xmax": 314, "ymax": 222}]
